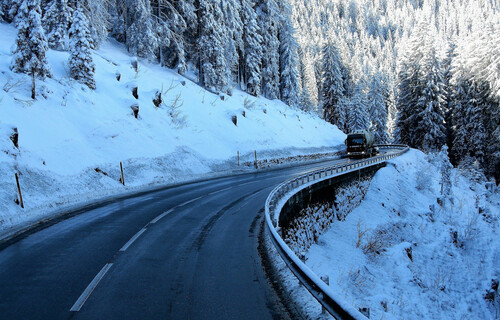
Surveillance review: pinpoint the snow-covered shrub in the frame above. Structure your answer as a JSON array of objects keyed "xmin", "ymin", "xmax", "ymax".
[
  {"xmin": 361, "ymin": 231, "xmax": 386, "ymax": 255},
  {"xmin": 284, "ymin": 177, "xmax": 371, "ymax": 257},
  {"xmin": 243, "ymin": 96, "xmax": 256, "ymax": 110},
  {"xmin": 415, "ymin": 161, "xmax": 433, "ymax": 191},
  {"xmin": 335, "ymin": 179, "xmax": 371, "ymax": 221}
]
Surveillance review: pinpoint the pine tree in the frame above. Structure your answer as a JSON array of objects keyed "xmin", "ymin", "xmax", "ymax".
[
  {"xmin": 442, "ymin": 41, "xmax": 457, "ymax": 150},
  {"xmin": 150, "ymin": 0, "xmax": 195, "ymax": 73},
  {"xmin": 241, "ymin": 0, "xmax": 262, "ymax": 96},
  {"xmin": 320, "ymin": 41, "xmax": 348, "ymax": 130},
  {"xmin": 42, "ymin": 0, "xmax": 73, "ymax": 50},
  {"xmin": 347, "ymin": 82, "xmax": 369, "ymax": 132},
  {"xmin": 278, "ymin": 0, "xmax": 300, "ymax": 107},
  {"xmin": 451, "ymin": 80, "xmax": 488, "ymax": 167},
  {"xmin": 221, "ymin": 0, "xmax": 243, "ymax": 88},
  {"xmin": 297, "ymin": 47, "xmax": 317, "ymax": 112},
  {"xmin": 126, "ymin": 0, "xmax": 157, "ymax": 60},
  {"xmin": 198, "ymin": 0, "xmax": 228, "ymax": 93},
  {"xmin": 335, "ymin": 96, "xmax": 349, "ymax": 132},
  {"xmin": 486, "ymin": 126, "xmax": 500, "ymax": 184},
  {"xmin": 395, "ymin": 43, "xmax": 423, "ymax": 146},
  {"xmin": 258, "ymin": 0, "xmax": 280, "ymax": 99},
  {"xmin": 438, "ymin": 145, "xmax": 453, "ymax": 199},
  {"xmin": 1, "ymin": 0, "xmax": 22, "ymax": 23},
  {"xmin": 173, "ymin": 0, "xmax": 197, "ymax": 73},
  {"xmin": 450, "ymin": 80, "xmax": 469, "ymax": 164},
  {"xmin": 367, "ymin": 73, "xmax": 389, "ymax": 143},
  {"xmin": 11, "ymin": 0, "xmax": 52, "ymax": 99},
  {"xmin": 297, "ymin": 47, "xmax": 313, "ymax": 112},
  {"xmin": 80, "ymin": 0, "xmax": 109, "ymax": 48},
  {"xmin": 69, "ymin": 5, "xmax": 95, "ymax": 89},
  {"xmin": 416, "ymin": 45, "xmax": 447, "ymax": 152},
  {"xmin": 395, "ymin": 22, "xmax": 444, "ymax": 150}
]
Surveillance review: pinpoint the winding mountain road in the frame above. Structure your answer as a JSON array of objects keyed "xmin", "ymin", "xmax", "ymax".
[{"xmin": 0, "ymin": 154, "xmax": 393, "ymax": 320}]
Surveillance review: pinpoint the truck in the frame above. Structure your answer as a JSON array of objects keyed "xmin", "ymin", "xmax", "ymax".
[{"xmin": 345, "ymin": 130, "xmax": 377, "ymax": 158}]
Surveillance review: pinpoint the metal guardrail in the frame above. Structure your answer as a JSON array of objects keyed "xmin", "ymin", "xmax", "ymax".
[{"xmin": 264, "ymin": 145, "xmax": 409, "ymax": 319}]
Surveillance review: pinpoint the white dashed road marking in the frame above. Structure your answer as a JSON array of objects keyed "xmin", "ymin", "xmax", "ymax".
[
  {"xmin": 119, "ymin": 228, "xmax": 147, "ymax": 252},
  {"xmin": 70, "ymin": 263, "xmax": 113, "ymax": 312}
]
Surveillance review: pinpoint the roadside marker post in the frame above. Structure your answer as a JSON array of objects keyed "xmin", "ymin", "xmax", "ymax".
[
  {"xmin": 15, "ymin": 173, "xmax": 24, "ymax": 208},
  {"xmin": 120, "ymin": 162, "xmax": 125, "ymax": 186}
]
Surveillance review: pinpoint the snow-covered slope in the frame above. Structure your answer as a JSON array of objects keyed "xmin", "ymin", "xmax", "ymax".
[
  {"xmin": 0, "ymin": 22, "xmax": 345, "ymax": 233},
  {"xmin": 306, "ymin": 150, "xmax": 500, "ymax": 319}
]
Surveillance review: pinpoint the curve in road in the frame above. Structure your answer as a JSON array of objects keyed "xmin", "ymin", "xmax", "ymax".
[{"xmin": 0, "ymin": 156, "xmax": 378, "ymax": 320}]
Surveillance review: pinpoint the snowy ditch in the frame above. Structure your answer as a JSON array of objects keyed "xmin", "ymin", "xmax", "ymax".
[{"xmin": 266, "ymin": 147, "xmax": 500, "ymax": 320}]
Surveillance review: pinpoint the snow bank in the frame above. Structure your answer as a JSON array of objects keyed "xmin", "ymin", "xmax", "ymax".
[
  {"xmin": 0, "ymin": 22, "xmax": 345, "ymax": 234},
  {"xmin": 306, "ymin": 149, "xmax": 500, "ymax": 319}
]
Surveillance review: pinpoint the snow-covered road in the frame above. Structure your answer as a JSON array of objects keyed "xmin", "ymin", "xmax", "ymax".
[{"xmin": 0, "ymin": 158, "xmax": 349, "ymax": 320}]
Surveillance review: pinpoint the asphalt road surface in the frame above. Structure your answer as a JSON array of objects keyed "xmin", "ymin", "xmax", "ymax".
[{"xmin": 0, "ymin": 156, "xmax": 369, "ymax": 320}]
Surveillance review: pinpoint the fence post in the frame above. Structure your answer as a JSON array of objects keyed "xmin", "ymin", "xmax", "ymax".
[
  {"xmin": 237, "ymin": 151, "xmax": 240, "ymax": 166},
  {"xmin": 254, "ymin": 150, "xmax": 258, "ymax": 169},
  {"xmin": 15, "ymin": 173, "xmax": 24, "ymax": 208},
  {"xmin": 120, "ymin": 162, "xmax": 125, "ymax": 186}
]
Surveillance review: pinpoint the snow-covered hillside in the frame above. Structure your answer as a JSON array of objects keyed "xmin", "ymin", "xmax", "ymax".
[
  {"xmin": 306, "ymin": 150, "xmax": 500, "ymax": 319},
  {"xmin": 0, "ymin": 22, "xmax": 344, "ymax": 234}
]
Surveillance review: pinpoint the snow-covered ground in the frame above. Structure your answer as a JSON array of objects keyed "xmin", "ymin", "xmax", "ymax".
[
  {"xmin": 306, "ymin": 150, "xmax": 500, "ymax": 319},
  {"xmin": 0, "ymin": 22, "xmax": 345, "ymax": 235}
]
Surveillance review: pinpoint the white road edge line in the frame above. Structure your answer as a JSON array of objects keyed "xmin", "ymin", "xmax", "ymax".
[
  {"xmin": 119, "ymin": 228, "xmax": 147, "ymax": 252},
  {"xmin": 150, "ymin": 208, "xmax": 174, "ymax": 224},
  {"xmin": 70, "ymin": 263, "xmax": 113, "ymax": 312}
]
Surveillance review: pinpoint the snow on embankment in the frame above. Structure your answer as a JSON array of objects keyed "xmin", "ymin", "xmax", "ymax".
[
  {"xmin": 305, "ymin": 149, "xmax": 500, "ymax": 319},
  {"xmin": 0, "ymin": 22, "xmax": 345, "ymax": 233}
]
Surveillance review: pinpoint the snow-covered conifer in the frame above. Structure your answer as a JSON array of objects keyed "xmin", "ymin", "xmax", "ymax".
[
  {"xmin": 172, "ymin": 0, "xmax": 197, "ymax": 73},
  {"xmin": 42, "ymin": 0, "xmax": 73, "ymax": 50},
  {"xmin": 221, "ymin": 0, "xmax": 243, "ymax": 87},
  {"xmin": 415, "ymin": 44, "xmax": 447, "ymax": 152},
  {"xmin": 126, "ymin": 0, "xmax": 157, "ymax": 61},
  {"xmin": 367, "ymin": 73, "xmax": 389, "ymax": 143},
  {"xmin": 1, "ymin": 0, "xmax": 21, "ymax": 22},
  {"xmin": 320, "ymin": 40, "xmax": 348, "ymax": 130},
  {"xmin": 241, "ymin": 0, "xmax": 262, "ymax": 96},
  {"xmin": 258, "ymin": 0, "xmax": 280, "ymax": 99},
  {"xmin": 438, "ymin": 145, "xmax": 452, "ymax": 199},
  {"xmin": 11, "ymin": 0, "xmax": 52, "ymax": 81},
  {"xmin": 150, "ymin": 0, "xmax": 194, "ymax": 73},
  {"xmin": 347, "ymin": 82, "xmax": 369, "ymax": 132},
  {"xmin": 198, "ymin": 0, "xmax": 228, "ymax": 93},
  {"xmin": 278, "ymin": 0, "xmax": 300, "ymax": 107},
  {"xmin": 451, "ymin": 80, "xmax": 488, "ymax": 167},
  {"xmin": 69, "ymin": 5, "xmax": 95, "ymax": 89},
  {"xmin": 486, "ymin": 126, "xmax": 500, "ymax": 183},
  {"xmin": 80, "ymin": 0, "xmax": 109, "ymax": 48}
]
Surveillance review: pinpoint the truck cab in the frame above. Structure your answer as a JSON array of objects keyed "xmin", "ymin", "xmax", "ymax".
[{"xmin": 345, "ymin": 130, "xmax": 377, "ymax": 158}]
